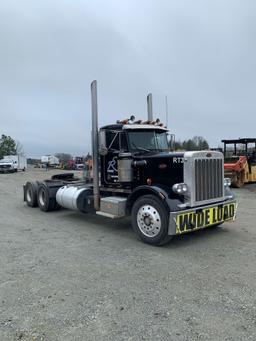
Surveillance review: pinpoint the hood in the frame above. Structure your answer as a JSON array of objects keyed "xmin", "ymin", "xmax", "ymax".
[
  {"xmin": 0, "ymin": 162, "xmax": 13, "ymax": 168},
  {"xmin": 0, "ymin": 160, "xmax": 14, "ymax": 165},
  {"xmin": 133, "ymin": 151, "xmax": 185, "ymax": 187}
]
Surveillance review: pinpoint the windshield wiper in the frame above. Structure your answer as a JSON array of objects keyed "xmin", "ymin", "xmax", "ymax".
[{"xmin": 131, "ymin": 142, "xmax": 151, "ymax": 153}]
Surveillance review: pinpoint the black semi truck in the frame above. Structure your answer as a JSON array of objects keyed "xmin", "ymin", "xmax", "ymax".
[{"xmin": 23, "ymin": 81, "xmax": 237, "ymax": 245}]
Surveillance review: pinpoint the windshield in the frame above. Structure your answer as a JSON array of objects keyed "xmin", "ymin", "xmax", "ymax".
[{"xmin": 128, "ymin": 130, "xmax": 169, "ymax": 152}]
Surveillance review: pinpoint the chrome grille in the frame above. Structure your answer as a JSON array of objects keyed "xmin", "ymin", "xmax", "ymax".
[
  {"xmin": 195, "ymin": 158, "xmax": 223, "ymax": 202},
  {"xmin": 0, "ymin": 165, "xmax": 11, "ymax": 169},
  {"xmin": 183, "ymin": 151, "xmax": 225, "ymax": 207}
]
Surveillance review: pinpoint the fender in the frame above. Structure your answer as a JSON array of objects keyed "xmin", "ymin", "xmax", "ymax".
[
  {"xmin": 126, "ymin": 184, "xmax": 184, "ymax": 214},
  {"xmin": 224, "ymin": 186, "xmax": 236, "ymax": 200},
  {"xmin": 41, "ymin": 180, "xmax": 64, "ymax": 199}
]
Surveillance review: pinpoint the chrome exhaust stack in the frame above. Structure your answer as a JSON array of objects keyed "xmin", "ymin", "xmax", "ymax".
[
  {"xmin": 147, "ymin": 93, "xmax": 153, "ymax": 121},
  {"xmin": 91, "ymin": 80, "xmax": 100, "ymax": 211}
]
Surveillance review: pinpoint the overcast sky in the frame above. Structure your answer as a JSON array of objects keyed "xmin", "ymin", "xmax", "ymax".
[{"xmin": 0, "ymin": 0, "xmax": 255, "ymax": 158}]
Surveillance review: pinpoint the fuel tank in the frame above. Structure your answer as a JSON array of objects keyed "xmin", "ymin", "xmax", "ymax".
[{"xmin": 56, "ymin": 186, "xmax": 93, "ymax": 212}]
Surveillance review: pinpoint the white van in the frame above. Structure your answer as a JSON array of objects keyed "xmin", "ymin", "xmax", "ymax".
[{"xmin": 0, "ymin": 155, "xmax": 27, "ymax": 173}]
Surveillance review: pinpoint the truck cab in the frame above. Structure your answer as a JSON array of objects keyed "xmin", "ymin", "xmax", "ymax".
[
  {"xmin": 0, "ymin": 158, "xmax": 16, "ymax": 172},
  {"xmin": 94, "ymin": 119, "xmax": 236, "ymax": 244},
  {"xmin": 99, "ymin": 123, "xmax": 175, "ymax": 188}
]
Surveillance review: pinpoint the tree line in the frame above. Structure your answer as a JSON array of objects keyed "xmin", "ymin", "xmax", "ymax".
[{"xmin": 174, "ymin": 136, "xmax": 209, "ymax": 151}]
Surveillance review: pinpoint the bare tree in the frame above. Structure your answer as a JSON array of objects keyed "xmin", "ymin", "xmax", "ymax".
[
  {"xmin": 55, "ymin": 153, "xmax": 72, "ymax": 162},
  {"xmin": 15, "ymin": 140, "xmax": 25, "ymax": 156}
]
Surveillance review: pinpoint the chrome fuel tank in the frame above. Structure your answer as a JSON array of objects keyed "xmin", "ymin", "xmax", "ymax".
[{"xmin": 56, "ymin": 185, "xmax": 93, "ymax": 212}]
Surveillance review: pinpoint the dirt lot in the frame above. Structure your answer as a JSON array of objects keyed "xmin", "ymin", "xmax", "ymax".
[{"xmin": 0, "ymin": 168, "xmax": 256, "ymax": 341}]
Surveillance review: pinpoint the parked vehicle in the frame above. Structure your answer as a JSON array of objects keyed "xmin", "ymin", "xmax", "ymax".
[
  {"xmin": 75, "ymin": 163, "xmax": 84, "ymax": 170},
  {"xmin": 23, "ymin": 81, "xmax": 237, "ymax": 245},
  {"xmin": 222, "ymin": 138, "xmax": 256, "ymax": 187},
  {"xmin": 41, "ymin": 155, "xmax": 59, "ymax": 167},
  {"xmin": 66, "ymin": 157, "xmax": 85, "ymax": 170},
  {"xmin": 0, "ymin": 155, "xmax": 27, "ymax": 173}
]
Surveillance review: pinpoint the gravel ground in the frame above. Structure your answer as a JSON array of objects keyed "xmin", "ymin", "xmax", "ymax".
[{"xmin": 0, "ymin": 168, "xmax": 256, "ymax": 341}]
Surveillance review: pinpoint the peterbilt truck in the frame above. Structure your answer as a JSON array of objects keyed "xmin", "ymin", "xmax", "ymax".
[{"xmin": 23, "ymin": 81, "xmax": 237, "ymax": 245}]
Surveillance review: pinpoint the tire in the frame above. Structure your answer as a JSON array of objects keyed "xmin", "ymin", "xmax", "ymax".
[
  {"xmin": 131, "ymin": 194, "xmax": 172, "ymax": 246},
  {"xmin": 24, "ymin": 181, "xmax": 39, "ymax": 207},
  {"xmin": 37, "ymin": 183, "xmax": 58, "ymax": 212}
]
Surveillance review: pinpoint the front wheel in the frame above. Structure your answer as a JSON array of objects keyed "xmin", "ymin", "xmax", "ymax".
[{"xmin": 131, "ymin": 194, "xmax": 172, "ymax": 246}]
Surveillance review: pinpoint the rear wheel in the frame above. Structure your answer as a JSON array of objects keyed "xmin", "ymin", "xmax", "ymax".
[
  {"xmin": 131, "ymin": 195, "xmax": 172, "ymax": 246},
  {"xmin": 24, "ymin": 181, "xmax": 39, "ymax": 207},
  {"xmin": 38, "ymin": 183, "xmax": 59, "ymax": 212}
]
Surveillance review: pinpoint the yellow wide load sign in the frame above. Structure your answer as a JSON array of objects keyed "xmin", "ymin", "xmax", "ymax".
[{"xmin": 176, "ymin": 203, "xmax": 236, "ymax": 234}]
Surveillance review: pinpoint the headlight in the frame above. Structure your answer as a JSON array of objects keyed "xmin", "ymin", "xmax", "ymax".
[
  {"xmin": 172, "ymin": 183, "xmax": 188, "ymax": 194},
  {"xmin": 224, "ymin": 178, "xmax": 231, "ymax": 187}
]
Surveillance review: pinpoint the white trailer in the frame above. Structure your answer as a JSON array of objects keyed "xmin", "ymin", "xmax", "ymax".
[
  {"xmin": 0, "ymin": 155, "xmax": 27, "ymax": 173},
  {"xmin": 41, "ymin": 155, "xmax": 59, "ymax": 166}
]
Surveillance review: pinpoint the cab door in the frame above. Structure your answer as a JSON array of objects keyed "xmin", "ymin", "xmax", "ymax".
[{"xmin": 101, "ymin": 131, "xmax": 129, "ymax": 186}]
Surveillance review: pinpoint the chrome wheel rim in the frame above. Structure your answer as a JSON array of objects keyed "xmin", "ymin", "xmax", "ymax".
[{"xmin": 137, "ymin": 205, "xmax": 161, "ymax": 237}]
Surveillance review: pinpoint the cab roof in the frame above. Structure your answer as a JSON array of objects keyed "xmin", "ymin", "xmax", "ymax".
[{"xmin": 100, "ymin": 124, "xmax": 168, "ymax": 132}]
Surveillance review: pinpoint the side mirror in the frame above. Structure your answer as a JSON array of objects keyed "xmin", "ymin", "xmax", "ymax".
[
  {"xmin": 168, "ymin": 133, "xmax": 175, "ymax": 151},
  {"xmin": 98, "ymin": 130, "xmax": 108, "ymax": 155}
]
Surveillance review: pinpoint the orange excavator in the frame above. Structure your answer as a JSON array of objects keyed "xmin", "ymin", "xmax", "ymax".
[{"xmin": 222, "ymin": 138, "xmax": 256, "ymax": 187}]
